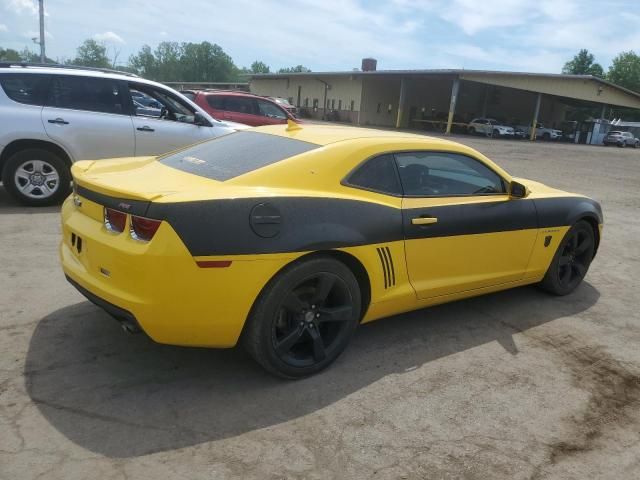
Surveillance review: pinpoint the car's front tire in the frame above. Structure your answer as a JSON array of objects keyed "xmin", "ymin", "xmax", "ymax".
[
  {"xmin": 540, "ymin": 220, "xmax": 595, "ymax": 296},
  {"xmin": 242, "ymin": 256, "xmax": 361, "ymax": 379},
  {"xmin": 2, "ymin": 149, "xmax": 71, "ymax": 206}
]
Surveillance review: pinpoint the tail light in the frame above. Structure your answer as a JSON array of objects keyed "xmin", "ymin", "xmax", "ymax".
[
  {"xmin": 104, "ymin": 208, "xmax": 127, "ymax": 233},
  {"xmin": 130, "ymin": 215, "xmax": 161, "ymax": 242}
]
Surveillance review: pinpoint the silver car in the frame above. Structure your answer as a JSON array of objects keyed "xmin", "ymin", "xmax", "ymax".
[
  {"xmin": 0, "ymin": 64, "xmax": 239, "ymax": 206},
  {"xmin": 603, "ymin": 130, "xmax": 639, "ymax": 148}
]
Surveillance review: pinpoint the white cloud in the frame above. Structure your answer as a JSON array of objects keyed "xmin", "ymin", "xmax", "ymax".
[
  {"xmin": 439, "ymin": 0, "xmax": 530, "ymax": 35},
  {"xmin": 0, "ymin": 24, "xmax": 8, "ymax": 32},
  {"xmin": 93, "ymin": 31, "xmax": 125, "ymax": 44},
  {"xmin": 5, "ymin": 0, "xmax": 38, "ymax": 15}
]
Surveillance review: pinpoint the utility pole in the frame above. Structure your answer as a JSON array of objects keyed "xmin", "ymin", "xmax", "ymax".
[{"xmin": 38, "ymin": 0, "xmax": 45, "ymax": 62}]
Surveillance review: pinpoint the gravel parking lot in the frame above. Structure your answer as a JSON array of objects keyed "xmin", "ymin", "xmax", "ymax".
[{"xmin": 1, "ymin": 134, "xmax": 639, "ymax": 479}]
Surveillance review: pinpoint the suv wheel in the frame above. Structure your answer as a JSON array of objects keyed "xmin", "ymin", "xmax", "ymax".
[{"xmin": 2, "ymin": 149, "xmax": 71, "ymax": 206}]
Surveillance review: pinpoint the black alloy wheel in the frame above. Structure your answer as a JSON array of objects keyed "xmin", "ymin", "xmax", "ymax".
[
  {"xmin": 272, "ymin": 272, "xmax": 354, "ymax": 368},
  {"xmin": 540, "ymin": 220, "xmax": 595, "ymax": 295},
  {"xmin": 242, "ymin": 257, "xmax": 361, "ymax": 378}
]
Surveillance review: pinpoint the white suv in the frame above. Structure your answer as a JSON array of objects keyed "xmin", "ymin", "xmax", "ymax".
[
  {"xmin": 0, "ymin": 64, "xmax": 239, "ymax": 206},
  {"xmin": 467, "ymin": 118, "xmax": 514, "ymax": 138}
]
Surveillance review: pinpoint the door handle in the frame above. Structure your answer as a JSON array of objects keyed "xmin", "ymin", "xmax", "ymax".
[
  {"xmin": 136, "ymin": 126, "xmax": 155, "ymax": 132},
  {"xmin": 48, "ymin": 118, "xmax": 69, "ymax": 125},
  {"xmin": 412, "ymin": 216, "xmax": 438, "ymax": 225}
]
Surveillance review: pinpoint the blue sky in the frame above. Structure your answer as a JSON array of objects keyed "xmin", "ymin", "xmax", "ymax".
[{"xmin": 1, "ymin": 0, "xmax": 639, "ymax": 73}]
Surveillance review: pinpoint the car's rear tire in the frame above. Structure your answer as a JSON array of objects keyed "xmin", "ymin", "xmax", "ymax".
[
  {"xmin": 468, "ymin": 127, "xmax": 476, "ymax": 135},
  {"xmin": 2, "ymin": 149, "xmax": 71, "ymax": 206},
  {"xmin": 242, "ymin": 256, "xmax": 361, "ymax": 379},
  {"xmin": 634, "ymin": 141, "xmax": 639, "ymax": 149},
  {"xmin": 539, "ymin": 220, "xmax": 595, "ymax": 296},
  {"xmin": 619, "ymin": 142, "xmax": 625, "ymax": 148}
]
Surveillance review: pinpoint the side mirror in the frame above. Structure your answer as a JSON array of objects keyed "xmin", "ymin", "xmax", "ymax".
[
  {"xmin": 509, "ymin": 181, "xmax": 528, "ymax": 199},
  {"xmin": 194, "ymin": 111, "xmax": 210, "ymax": 127}
]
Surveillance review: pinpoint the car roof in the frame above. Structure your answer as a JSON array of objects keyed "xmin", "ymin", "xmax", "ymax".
[
  {"xmin": 0, "ymin": 64, "xmax": 166, "ymax": 89},
  {"xmin": 200, "ymin": 90, "xmax": 268, "ymax": 98},
  {"xmin": 253, "ymin": 123, "xmax": 463, "ymax": 147}
]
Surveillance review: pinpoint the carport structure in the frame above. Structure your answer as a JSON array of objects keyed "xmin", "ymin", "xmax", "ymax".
[
  {"xmin": 249, "ymin": 68, "xmax": 640, "ymax": 142},
  {"xmin": 365, "ymin": 70, "xmax": 640, "ymax": 138}
]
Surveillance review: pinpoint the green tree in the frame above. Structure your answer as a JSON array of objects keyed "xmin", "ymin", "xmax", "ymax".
[
  {"xmin": 128, "ymin": 41, "xmax": 238, "ymax": 82},
  {"xmin": 0, "ymin": 47, "xmax": 22, "ymax": 61},
  {"xmin": 278, "ymin": 65, "xmax": 311, "ymax": 73},
  {"xmin": 129, "ymin": 44, "xmax": 157, "ymax": 78},
  {"xmin": 250, "ymin": 61, "xmax": 270, "ymax": 73},
  {"xmin": 562, "ymin": 49, "xmax": 604, "ymax": 77},
  {"xmin": 69, "ymin": 39, "xmax": 110, "ymax": 68},
  {"xmin": 607, "ymin": 51, "xmax": 640, "ymax": 93}
]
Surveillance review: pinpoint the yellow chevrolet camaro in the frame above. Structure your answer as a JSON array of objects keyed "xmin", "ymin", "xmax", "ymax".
[{"xmin": 60, "ymin": 123, "xmax": 602, "ymax": 378}]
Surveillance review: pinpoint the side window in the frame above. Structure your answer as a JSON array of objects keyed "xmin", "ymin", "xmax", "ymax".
[
  {"xmin": 129, "ymin": 83, "xmax": 199, "ymax": 124},
  {"xmin": 206, "ymin": 95, "xmax": 225, "ymax": 109},
  {"xmin": 0, "ymin": 74, "xmax": 50, "ymax": 105},
  {"xmin": 257, "ymin": 99, "xmax": 287, "ymax": 119},
  {"xmin": 48, "ymin": 76, "xmax": 125, "ymax": 114},
  {"xmin": 225, "ymin": 96, "xmax": 255, "ymax": 114},
  {"xmin": 396, "ymin": 152, "xmax": 506, "ymax": 197},
  {"xmin": 345, "ymin": 154, "xmax": 402, "ymax": 196}
]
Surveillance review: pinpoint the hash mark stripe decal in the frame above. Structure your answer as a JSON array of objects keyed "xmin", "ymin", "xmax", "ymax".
[
  {"xmin": 381, "ymin": 247, "xmax": 392, "ymax": 289},
  {"xmin": 376, "ymin": 248, "xmax": 388, "ymax": 289},
  {"xmin": 385, "ymin": 246, "xmax": 396, "ymax": 286}
]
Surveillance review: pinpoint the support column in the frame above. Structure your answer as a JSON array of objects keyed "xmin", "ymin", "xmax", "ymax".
[
  {"xmin": 530, "ymin": 93, "xmax": 542, "ymax": 141},
  {"xmin": 445, "ymin": 77, "xmax": 460, "ymax": 135},
  {"xmin": 395, "ymin": 78, "xmax": 407, "ymax": 129},
  {"xmin": 600, "ymin": 104, "xmax": 608, "ymax": 120},
  {"xmin": 481, "ymin": 85, "xmax": 489, "ymax": 117}
]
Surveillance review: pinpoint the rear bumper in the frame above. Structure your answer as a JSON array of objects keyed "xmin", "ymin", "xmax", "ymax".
[
  {"xmin": 60, "ymin": 195, "xmax": 300, "ymax": 347},
  {"xmin": 66, "ymin": 274, "xmax": 142, "ymax": 333}
]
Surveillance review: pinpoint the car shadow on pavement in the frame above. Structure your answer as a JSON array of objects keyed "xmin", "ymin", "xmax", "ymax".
[{"xmin": 25, "ymin": 282, "xmax": 599, "ymax": 458}]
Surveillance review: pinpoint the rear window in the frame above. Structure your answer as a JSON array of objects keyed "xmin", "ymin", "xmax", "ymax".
[
  {"xmin": 0, "ymin": 73, "xmax": 50, "ymax": 105},
  {"xmin": 47, "ymin": 75, "xmax": 126, "ymax": 115},
  {"xmin": 159, "ymin": 131, "xmax": 319, "ymax": 181}
]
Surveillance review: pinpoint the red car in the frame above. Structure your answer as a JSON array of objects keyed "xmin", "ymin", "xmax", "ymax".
[{"xmin": 182, "ymin": 90, "xmax": 297, "ymax": 127}]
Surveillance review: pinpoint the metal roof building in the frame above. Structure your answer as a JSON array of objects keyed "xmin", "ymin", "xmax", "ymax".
[{"xmin": 249, "ymin": 63, "xmax": 640, "ymax": 143}]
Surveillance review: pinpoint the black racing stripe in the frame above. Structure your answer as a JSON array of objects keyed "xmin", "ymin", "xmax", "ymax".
[
  {"xmin": 147, "ymin": 197, "xmax": 403, "ymax": 256},
  {"xmin": 376, "ymin": 248, "xmax": 388, "ymax": 289},
  {"xmin": 75, "ymin": 185, "xmax": 150, "ymax": 217},
  {"xmin": 403, "ymin": 198, "xmax": 538, "ymax": 240},
  {"xmin": 142, "ymin": 195, "xmax": 601, "ymax": 256},
  {"xmin": 534, "ymin": 196, "xmax": 603, "ymax": 228},
  {"xmin": 385, "ymin": 246, "xmax": 396, "ymax": 286}
]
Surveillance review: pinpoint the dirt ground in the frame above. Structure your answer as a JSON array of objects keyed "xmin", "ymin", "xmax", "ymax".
[{"xmin": 1, "ymin": 133, "xmax": 639, "ymax": 479}]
